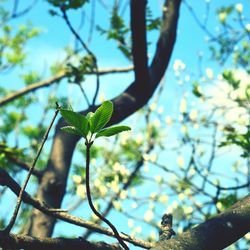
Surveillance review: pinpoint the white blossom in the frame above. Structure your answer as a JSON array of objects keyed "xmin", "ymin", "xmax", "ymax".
[
  {"xmin": 218, "ymin": 12, "xmax": 227, "ymax": 23},
  {"xmin": 128, "ymin": 219, "xmax": 134, "ymax": 228},
  {"xmin": 165, "ymin": 116, "xmax": 173, "ymax": 125},
  {"xmin": 144, "ymin": 210, "xmax": 154, "ymax": 222},
  {"xmin": 173, "ymin": 59, "xmax": 186, "ymax": 71},
  {"xmin": 189, "ymin": 109, "xmax": 198, "ymax": 121},
  {"xmin": 177, "ymin": 156, "xmax": 185, "ymax": 168},
  {"xmin": 246, "ymin": 24, "xmax": 250, "ymax": 32},
  {"xmin": 205, "ymin": 68, "xmax": 214, "ymax": 79},
  {"xmin": 235, "ymin": 3, "xmax": 243, "ymax": 13},
  {"xmin": 72, "ymin": 175, "xmax": 82, "ymax": 184},
  {"xmin": 76, "ymin": 184, "xmax": 85, "ymax": 199},
  {"xmin": 179, "ymin": 98, "xmax": 187, "ymax": 113}
]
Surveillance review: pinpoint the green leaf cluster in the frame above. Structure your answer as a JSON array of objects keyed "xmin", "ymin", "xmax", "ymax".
[
  {"xmin": 0, "ymin": 23, "xmax": 41, "ymax": 67},
  {"xmin": 60, "ymin": 101, "xmax": 131, "ymax": 142},
  {"xmin": 47, "ymin": 0, "xmax": 89, "ymax": 10},
  {"xmin": 97, "ymin": 6, "xmax": 130, "ymax": 59},
  {"xmin": 222, "ymin": 70, "xmax": 240, "ymax": 89},
  {"xmin": 219, "ymin": 126, "xmax": 250, "ymax": 158}
]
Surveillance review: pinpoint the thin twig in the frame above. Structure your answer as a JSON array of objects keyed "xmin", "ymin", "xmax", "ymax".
[
  {"xmin": 3, "ymin": 103, "xmax": 61, "ymax": 234},
  {"xmin": 85, "ymin": 142, "xmax": 129, "ymax": 250},
  {"xmin": 7, "ymin": 156, "xmax": 42, "ymax": 179},
  {"xmin": 0, "ymin": 66, "xmax": 133, "ymax": 107},
  {"xmin": 60, "ymin": 7, "xmax": 100, "ymax": 106}
]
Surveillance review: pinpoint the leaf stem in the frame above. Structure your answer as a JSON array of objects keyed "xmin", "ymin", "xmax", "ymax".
[{"xmin": 85, "ymin": 141, "xmax": 129, "ymax": 250}]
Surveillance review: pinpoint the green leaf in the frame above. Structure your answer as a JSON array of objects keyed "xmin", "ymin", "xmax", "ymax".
[
  {"xmin": 60, "ymin": 109, "xmax": 89, "ymax": 137},
  {"xmin": 96, "ymin": 125, "xmax": 131, "ymax": 138},
  {"xmin": 61, "ymin": 126, "xmax": 82, "ymax": 137},
  {"xmin": 90, "ymin": 101, "xmax": 113, "ymax": 133}
]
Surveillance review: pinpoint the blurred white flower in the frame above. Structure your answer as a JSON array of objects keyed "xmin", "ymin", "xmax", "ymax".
[
  {"xmin": 131, "ymin": 202, "xmax": 138, "ymax": 209},
  {"xmin": 144, "ymin": 210, "xmax": 154, "ymax": 222},
  {"xmin": 91, "ymin": 158, "xmax": 96, "ymax": 165},
  {"xmin": 244, "ymin": 232, "xmax": 250, "ymax": 240},
  {"xmin": 179, "ymin": 98, "xmax": 187, "ymax": 113},
  {"xmin": 143, "ymin": 153, "xmax": 150, "ymax": 161},
  {"xmin": 173, "ymin": 59, "xmax": 186, "ymax": 71},
  {"xmin": 110, "ymin": 180, "xmax": 119, "ymax": 193},
  {"xmin": 246, "ymin": 23, "xmax": 250, "ymax": 32},
  {"xmin": 154, "ymin": 175, "xmax": 162, "ymax": 183},
  {"xmin": 181, "ymin": 125, "xmax": 188, "ymax": 134},
  {"xmin": 94, "ymin": 179, "xmax": 101, "ymax": 187},
  {"xmin": 178, "ymin": 193, "xmax": 185, "ymax": 201},
  {"xmin": 193, "ymin": 123, "xmax": 199, "ymax": 130},
  {"xmin": 177, "ymin": 156, "xmax": 185, "ymax": 168},
  {"xmin": 189, "ymin": 109, "xmax": 198, "ymax": 121},
  {"xmin": 150, "ymin": 152, "xmax": 157, "ymax": 163},
  {"xmin": 72, "ymin": 175, "xmax": 82, "ymax": 184},
  {"xmin": 128, "ymin": 219, "xmax": 134, "ymax": 228},
  {"xmin": 120, "ymin": 131, "xmax": 130, "ymax": 145},
  {"xmin": 76, "ymin": 184, "xmax": 85, "ymax": 199},
  {"xmin": 184, "ymin": 206, "xmax": 193, "ymax": 214},
  {"xmin": 135, "ymin": 226, "xmax": 142, "ymax": 233},
  {"xmin": 185, "ymin": 75, "xmax": 190, "ymax": 82},
  {"xmin": 216, "ymin": 202, "xmax": 223, "ymax": 210},
  {"xmin": 205, "ymin": 68, "xmax": 214, "ymax": 79},
  {"xmin": 235, "ymin": 3, "xmax": 243, "ymax": 13},
  {"xmin": 159, "ymin": 194, "xmax": 168, "ymax": 203},
  {"xmin": 119, "ymin": 190, "xmax": 127, "ymax": 200},
  {"xmin": 113, "ymin": 201, "xmax": 121, "ymax": 210},
  {"xmin": 149, "ymin": 230, "xmax": 157, "ymax": 240},
  {"xmin": 144, "ymin": 163, "xmax": 149, "ymax": 172},
  {"xmin": 99, "ymin": 185, "xmax": 107, "ymax": 197},
  {"xmin": 150, "ymin": 192, "xmax": 157, "ymax": 200},
  {"xmin": 149, "ymin": 102, "xmax": 157, "ymax": 111},
  {"xmin": 153, "ymin": 119, "xmax": 161, "ymax": 128},
  {"xmin": 218, "ymin": 12, "xmax": 227, "ymax": 23},
  {"xmin": 130, "ymin": 188, "xmax": 137, "ymax": 196},
  {"xmin": 157, "ymin": 105, "xmax": 164, "ymax": 114},
  {"xmin": 99, "ymin": 92, "xmax": 106, "ymax": 102},
  {"xmin": 165, "ymin": 116, "xmax": 173, "ymax": 125},
  {"xmin": 135, "ymin": 133, "xmax": 143, "ymax": 145}
]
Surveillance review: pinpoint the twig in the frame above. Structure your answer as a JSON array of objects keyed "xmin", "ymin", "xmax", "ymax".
[
  {"xmin": 60, "ymin": 7, "xmax": 100, "ymax": 106},
  {"xmin": 85, "ymin": 142, "xmax": 129, "ymax": 250},
  {"xmin": 7, "ymin": 156, "xmax": 42, "ymax": 179},
  {"xmin": 0, "ymin": 66, "xmax": 133, "ymax": 107},
  {"xmin": 3, "ymin": 103, "xmax": 61, "ymax": 234}
]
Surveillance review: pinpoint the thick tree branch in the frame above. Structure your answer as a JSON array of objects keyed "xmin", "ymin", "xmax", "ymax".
[
  {"xmin": 0, "ymin": 231, "xmax": 122, "ymax": 250},
  {"xmin": 0, "ymin": 66, "xmax": 133, "ymax": 107},
  {"xmin": 130, "ymin": 0, "xmax": 150, "ymax": 89},
  {"xmin": 28, "ymin": 0, "xmax": 182, "ymax": 237},
  {"xmin": 0, "ymin": 168, "xmax": 153, "ymax": 249},
  {"xmin": 151, "ymin": 195, "xmax": 250, "ymax": 250}
]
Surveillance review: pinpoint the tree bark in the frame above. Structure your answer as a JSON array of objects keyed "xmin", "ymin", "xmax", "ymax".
[{"xmin": 151, "ymin": 195, "xmax": 250, "ymax": 250}]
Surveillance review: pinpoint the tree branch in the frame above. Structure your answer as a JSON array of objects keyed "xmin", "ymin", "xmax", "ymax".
[
  {"xmin": 0, "ymin": 168, "xmax": 153, "ymax": 249},
  {"xmin": 28, "ymin": 0, "xmax": 182, "ymax": 238},
  {"xmin": 130, "ymin": 0, "xmax": 150, "ymax": 89},
  {"xmin": 0, "ymin": 66, "xmax": 133, "ymax": 107},
  {"xmin": 0, "ymin": 231, "xmax": 122, "ymax": 250},
  {"xmin": 151, "ymin": 195, "xmax": 250, "ymax": 250},
  {"xmin": 7, "ymin": 156, "xmax": 42, "ymax": 179}
]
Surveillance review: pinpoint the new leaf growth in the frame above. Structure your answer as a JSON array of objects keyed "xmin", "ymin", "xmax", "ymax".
[{"xmin": 60, "ymin": 100, "xmax": 131, "ymax": 142}]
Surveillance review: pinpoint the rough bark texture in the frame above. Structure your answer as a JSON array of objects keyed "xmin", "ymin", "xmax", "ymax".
[
  {"xmin": 0, "ymin": 232, "xmax": 122, "ymax": 250},
  {"xmin": 28, "ymin": 0, "xmax": 182, "ymax": 237},
  {"xmin": 151, "ymin": 195, "xmax": 250, "ymax": 250}
]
